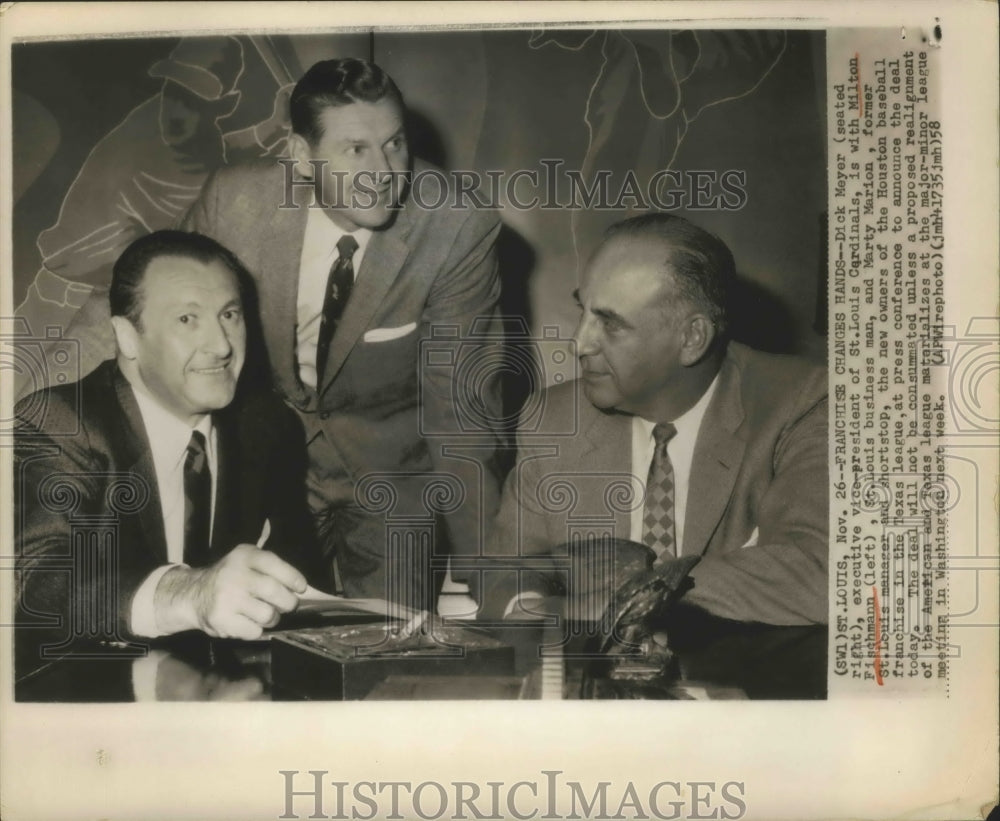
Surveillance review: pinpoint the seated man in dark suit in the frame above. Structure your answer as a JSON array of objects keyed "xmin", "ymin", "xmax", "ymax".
[
  {"xmin": 485, "ymin": 213, "xmax": 828, "ymax": 627},
  {"xmin": 14, "ymin": 230, "xmax": 323, "ymax": 664}
]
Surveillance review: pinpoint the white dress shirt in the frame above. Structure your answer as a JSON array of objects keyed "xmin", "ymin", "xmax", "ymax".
[
  {"xmin": 128, "ymin": 383, "xmax": 217, "ymax": 637},
  {"xmin": 295, "ymin": 206, "xmax": 371, "ymax": 388},
  {"xmin": 629, "ymin": 374, "xmax": 720, "ymax": 553}
]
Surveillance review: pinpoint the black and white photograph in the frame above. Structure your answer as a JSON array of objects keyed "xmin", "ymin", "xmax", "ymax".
[{"xmin": 0, "ymin": 3, "xmax": 996, "ymax": 820}]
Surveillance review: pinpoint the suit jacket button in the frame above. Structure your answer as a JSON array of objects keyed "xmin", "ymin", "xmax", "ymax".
[{"xmin": 319, "ymin": 411, "xmax": 330, "ymax": 420}]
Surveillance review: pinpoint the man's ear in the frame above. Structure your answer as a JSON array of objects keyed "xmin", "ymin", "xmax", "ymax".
[
  {"xmin": 679, "ymin": 313, "xmax": 716, "ymax": 366},
  {"xmin": 111, "ymin": 315, "xmax": 140, "ymax": 360},
  {"xmin": 287, "ymin": 133, "xmax": 315, "ymax": 179}
]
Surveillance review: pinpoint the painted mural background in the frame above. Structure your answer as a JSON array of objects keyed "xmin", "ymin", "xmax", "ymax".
[{"xmin": 10, "ymin": 30, "xmax": 826, "ymax": 400}]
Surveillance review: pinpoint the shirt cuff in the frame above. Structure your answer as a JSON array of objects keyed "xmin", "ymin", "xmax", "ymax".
[
  {"xmin": 129, "ymin": 564, "xmax": 182, "ymax": 638},
  {"xmin": 131, "ymin": 649, "xmax": 169, "ymax": 702}
]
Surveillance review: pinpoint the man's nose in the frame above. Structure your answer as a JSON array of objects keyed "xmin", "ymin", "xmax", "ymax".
[
  {"xmin": 370, "ymin": 148, "xmax": 393, "ymax": 178},
  {"xmin": 202, "ymin": 318, "xmax": 233, "ymax": 358},
  {"xmin": 572, "ymin": 313, "xmax": 599, "ymax": 357}
]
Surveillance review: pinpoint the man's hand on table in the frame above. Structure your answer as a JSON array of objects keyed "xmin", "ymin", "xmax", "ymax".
[{"xmin": 153, "ymin": 545, "xmax": 307, "ymax": 640}]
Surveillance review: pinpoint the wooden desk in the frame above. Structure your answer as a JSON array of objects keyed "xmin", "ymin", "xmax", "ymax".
[{"xmin": 14, "ymin": 605, "xmax": 826, "ymax": 702}]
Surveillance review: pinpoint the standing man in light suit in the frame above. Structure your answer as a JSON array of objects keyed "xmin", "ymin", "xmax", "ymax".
[
  {"xmin": 487, "ymin": 214, "xmax": 828, "ymax": 626},
  {"xmin": 182, "ymin": 58, "xmax": 503, "ymax": 610}
]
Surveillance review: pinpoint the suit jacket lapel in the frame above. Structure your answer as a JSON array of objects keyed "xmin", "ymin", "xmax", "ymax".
[
  {"xmin": 258, "ymin": 198, "xmax": 308, "ymax": 400},
  {"xmin": 211, "ymin": 414, "xmax": 239, "ymax": 557},
  {"xmin": 111, "ymin": 367, "xmax": 169, "ymax": 564},
  {"xmin": 683, "ymin": 351, "xmax": 746, "ymax": 556},
  {"xmin": 580, "ymin": 404, "xmax": 630, "ymax": 462},
  {"xmin": 319, "ymin": 211, "xmax": 412, "ymax": 393},
  {"xmin": 580, "ymin": 405, "xmax": 633, "ymax": 536}
]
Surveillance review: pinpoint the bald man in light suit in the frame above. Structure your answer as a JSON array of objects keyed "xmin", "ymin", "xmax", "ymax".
[{"xmin": 486, "ymin": 214, "xmax": 827, "ymax": 626}]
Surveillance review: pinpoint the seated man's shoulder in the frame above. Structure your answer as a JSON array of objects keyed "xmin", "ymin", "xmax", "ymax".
[
  {"xmin": 729, "ymin": 342, "xmax": 827, "ymax": 409},
  {"xmin": 518, "ymin": 378, "xmax": 596, "ymax": 435},
  {"xmin": 539, "ymin": 378, "xmax": 582, "ymax": 413},
  {"xmin": 14, "ymin": 360, "xmax": 117, "ymax": 441}
]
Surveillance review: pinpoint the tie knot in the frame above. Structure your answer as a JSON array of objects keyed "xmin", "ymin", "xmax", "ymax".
[
  {"xmin": 652, "ymin": 422, "xmax": 677, "ymax": 449},
  {"xmin": 187, "ymin": 430, "xmax": 207, "ymax": 458},
  {"xmin": 337, "ymin": 233, "xmax": 359, "ymax": 259}
]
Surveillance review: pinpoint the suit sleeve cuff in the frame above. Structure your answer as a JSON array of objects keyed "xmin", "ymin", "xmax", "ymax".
[{"xmin": 129, "ymin": 565, "xmax": 183, "ymax": 638}]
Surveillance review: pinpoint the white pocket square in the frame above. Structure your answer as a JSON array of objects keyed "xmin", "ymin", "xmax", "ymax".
[
  {"xmin": 363, "ymin": 322, "xmax": 417, "ymax": 343},
  {"xmin": 740, "ymin": 527, "xmax": 759, "ymax": 548}
]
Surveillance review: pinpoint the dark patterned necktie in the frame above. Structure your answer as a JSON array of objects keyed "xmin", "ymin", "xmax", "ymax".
[
  {"xmin": 642, "ymin": 422, "xmax": 678, "ymax": 561},
  {"xmin": 183, "ymin": 430, "xmax": 212, "ymax": 567},
  {"xmin": 315, "ymin": 233, "xmax": 359, "ymax": 386}
]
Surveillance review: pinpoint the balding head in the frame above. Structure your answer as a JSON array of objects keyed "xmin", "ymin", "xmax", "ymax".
[
  {"xmin": 573, "ymin": 214, "xmax": 733, "ymax": 422},
  {"xmin": 598, "ymin": 213, "xmax": 735, "ymax": 339}
]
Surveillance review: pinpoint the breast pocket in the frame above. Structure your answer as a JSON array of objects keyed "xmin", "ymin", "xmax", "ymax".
[
  {"xmin": 363, "ymin": 322, "xmax": 417, "ymax": 343},
  {"xmin": 345, "ymin": 324, "xmax": 420, "ymax": 408}
]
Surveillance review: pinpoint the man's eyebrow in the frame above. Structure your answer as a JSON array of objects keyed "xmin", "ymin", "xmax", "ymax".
[
  {"xmin": 572, "ymin": 288, "xmax": 631, "ymax": 327},
  {"xmin": 591, "ymin": 306, "xmax": 632, "ymax": 328}
]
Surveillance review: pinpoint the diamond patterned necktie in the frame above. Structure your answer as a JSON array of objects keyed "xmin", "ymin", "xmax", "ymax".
[
  {"xmin": 315, "ymin": 233, "xmax": 359, "ymax": 386},
  {"xmin": 183, "ymin": 430, "xmax": 212, "ymax": 567},
  {"xmin": 642, "ymin": 422, "xmax": 678, "ymax": 561}
]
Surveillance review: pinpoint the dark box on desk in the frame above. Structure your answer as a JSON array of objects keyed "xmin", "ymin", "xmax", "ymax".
[{"xmin": 270, "ymin": 622, "xmax": 515, "ymax": 700}]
